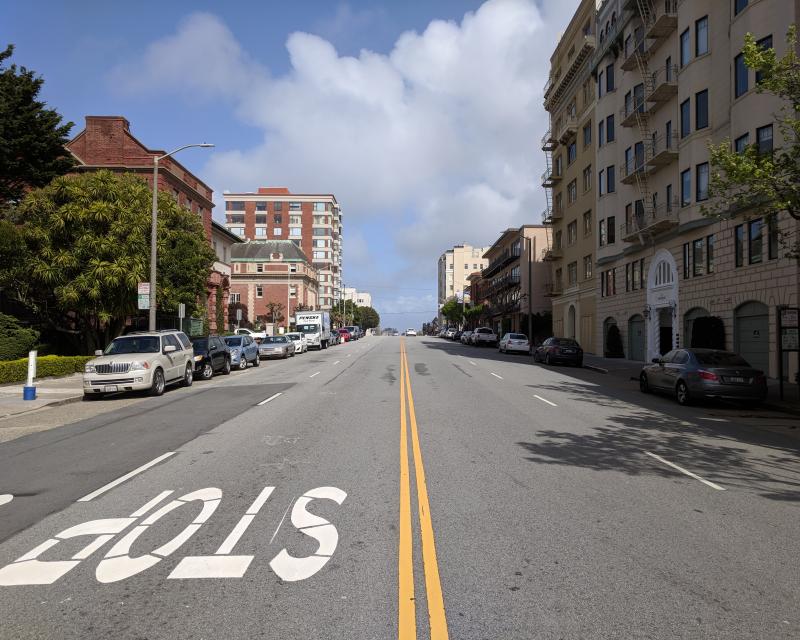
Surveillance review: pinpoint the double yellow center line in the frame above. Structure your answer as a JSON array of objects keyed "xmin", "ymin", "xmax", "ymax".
[{"xmin": 399, "ymin": 340, "xmax": 449, "ymax": 639}]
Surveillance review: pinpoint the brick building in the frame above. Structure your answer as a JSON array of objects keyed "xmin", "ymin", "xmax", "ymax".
[
  {"xmin": 66, "ymin": 116, "xmax": 231, "ymax": 329},
  {"xmin": 224, "ymin": 188, "xmax": 342, "ymax": 310},
  {"xmin": 229, "ymin": 241, "xmax": 319, "ymax": 330}
]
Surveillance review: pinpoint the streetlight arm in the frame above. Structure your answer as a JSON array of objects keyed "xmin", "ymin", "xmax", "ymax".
[{"xmin": 156, "ymin": 143, "xmax": 215, "ymax": 163}]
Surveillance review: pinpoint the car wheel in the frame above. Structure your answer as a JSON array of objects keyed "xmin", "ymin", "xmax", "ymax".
[
  {"xmin": 545, "ymin": 353, "xmax": 552, "ymax": 365},
  {"xmin": 533, "ymin": 351, "xmax": 539, "ymax": 362},
  {"xmin": 150, "ymin": 368, "xmax": 165, "ymax": 396},
  {"xmin": 202, "ymin": 363, "xmax": 214, "ymax": 380},
  {"xmin": 239, "ymin": 358, "xmax": 248, "ymax": 370},
  {"xmin": 639, "ymin": 373, "xmax": 650, "ymax": 393},
  {"xmin": 676, "ymin": 381, "xmax": 691, "ymax": 406},
  {"xmin": 253, "ymin": 356, "xmax": 260, "ymax": 367},
  {"xmin": 222, "ymin": 358, "xmax": 231, "ymax": 375},
  {"xmin": 181, "ymin": 363, "xmax": 193, "ymax": 387}
]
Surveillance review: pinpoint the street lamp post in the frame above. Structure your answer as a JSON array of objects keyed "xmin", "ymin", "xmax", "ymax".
[{"xmin": 148, "ymin": 143, "xmax": 214, "ymax": 331}]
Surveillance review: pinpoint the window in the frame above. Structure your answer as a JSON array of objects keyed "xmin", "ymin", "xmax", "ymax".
[
  {"xmin": 555, "ymin": 268, "xmax": 563, "ymax": 290},
  {"xmin": 555, "ymin": 192, "xmax": 563, "ymax": 212},
  {"xmin": 680, "ymin": 29, "xmax": 690, "ymax": 67},
  {"xmin": 607, "ymin": 216, "xmax": 616, "ymax": 244},
  {"xmin": 624, "ymin": 146, "xmax": 633, "ymax": 174},
  {"xmin": 654, "ymin": 260, "xmax": 674, "ymax": 286},
  {"xmin": 756, "ymin": 125, "xmax": 773, "ymax": 153},
  {"xmin": 230, "ymin": 227, "xmax": 245, "ymax": 237},
  {"xmin": 696, "ymin": 163, "xmax": 709, "ymax": 201},
  {"xmin": 567, "ymin": 220, "xmax": 577, "ymax": 245},
  {"xmin": 273, "ymin": 227, "xmax": 283, "ymax": 236},
  {"xmin": 748, "ymin": 219, "xmax": 763, "ymax": 264},
  {"xmin": 582, "ymin": 165, "xmax": 592, "ymax": 192},
  {"xmin": 227, "ymin": 201, "xmax": 245, "ymax": 211},
  {"xmin": 313, "ymin": 251, "xmax": 327, "ymax": 260},
  {"xmin": 633, "ymin": 83, "xmax": 644, "ymax": 112},
  {"xmin": 256, "ymin": 286, "xmax": 263, "ymax": 298},
  {"xmin": 272, "ymin": 214, "xmax": 282, "ymax": 226},
  {"xmin": 632, "ymin": 260, "xmax": 640, "ymax": 290},
  {"xmin": 735, "ymin": 0, "xmax": 748, "ymax": 15},
  {"xmin": 567, "ymin": 142, "xmax": 577, "ymax": 165},
  {"xmin": 768, "ymin": 216, "xmax": 779, "ymax": 260},
  {"xmin": 666, "ymin": 184, "xmax": 673, "ymax": 210},
  {"xmin": 583, "ymin": 255, "xmax": 592, "ymax": 279},
  {"xmin": 555, "ymin": 155, "xmax": 563, "ymax": 176},
  {"xmin": 598, "ymin": 71, "xmax": 604, "ymax": 98},
  {"xmin": 554, "ymin": 230, "xmax": 563, "ymax": 250},
  {"xmin": 681, "ymin": 169, "xmax": 691, "ymax": 206},
  {"xmin": 693, "ymin": 238, "xmax": 705, "ymax": 276},
  {"xmin": 274, "ymin": 201, "xmax": 283, "ymax": 211},
  {"xmin": 568, "ymin": 262, "xmax": 578, "ymax": 286},
  {"xmin": 598, "ymin": 120, "xmax": 605, "ymax": 147},
  {"xmin": 707, "ymin": 234, "xmax": 715, "ymax": 273},
  {"xmin": 583, "ymin": 210, "xmax": 592, "ymax": 236},
  {"xmin": 683, "ymin": 243, "xmax": 691, "ymax": 278},
  {"xmin": 735, "ymin": 53, "xmax": 748, "ymax": 98},
  {"xmin": 734, "ymin": 133, "xmax": 750, "ymax": 153},
  {"xmin": 756, "ymin": 35, "xmax": 773, "ymax": 84},
  {"xmin": 680, "ymin": 99, "xmax": 691, "ymax": 138},
  {"xmin": 695, "ymin": 90, "xmax": 709, "ymax": 129},
  {"xmin": 567, "ymin": 180, "xmax": 577, "ymax": 204},
  {"xmin": 256, "ymin": 202, "xmax": 267, "ymax": 211},
  {"xmin": 583, "ymin": 123, "xmax": 592, "ymax": 147},
  {"xmin": 255, "ymin": 227, "xmax": 267, "ymax": 237},
  {"xmin": 665, "ymin": 120, "xmax": 673, "ymax": 147},
  {"xmin": 227, "ymin": 214, "xmax": 245, "ymax": 224},
  {"xmin": 695, "ymin": 16, "xmax": 708, "ymax": 56},
  {"xmin": 313, "ymin": 202, "xmax": 327, "ymax": 211},
  {"xmin": 606, "ymin": 115, "xmax": 615, "ymax": 142},
  {"xmin": 599, "ymin": 219, "xmax": 606, "ymax": 246},
  {"xmin": 606, "ymin": 165, "xmax": 615, "ymax": 193},
  {"xmin": 626, "ymin": 263, "xmax": 632, "ymax": 292},
  {"xmin": 289, "ymin": 202, "xmax": 302, "ymax": 211},
  {"xmin": 624, "ymin": 92, "xmax": 632, "ymax": 116},
  {"xmin": 735, "ymin": 224, "xmax": 745, "ymax": 266},
  {"xmin": 598, "ymin": 169, "xmax": 605, "ymax": 196},
  {"xmin": 606, "ymin": 63, "xmax": 614, "ymax": 92},
  {"xmin": 230, "ymin": 292, "xmax": 240, "ymax": 304},
  {"xmin": 634, "ymin": 141, "xmax": 644, "ymax": 169},
  {"xmin": 256, "ymin": 263, "xmax": 264, "ymax": 273},
  {"xmin": 290, "ymin": 227, "xmax": 302, "ymax": 237}
]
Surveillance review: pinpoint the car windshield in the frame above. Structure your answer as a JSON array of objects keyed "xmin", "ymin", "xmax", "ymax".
[
  {"xmin": 297, "ymin": 324, "xmax": 319, "ymax": 333},
  {"xmin": 694, "ymin": 351, "xmax": 751, "ymax": 366},
  {"xmin": 263, "ymin": 336, "xmax": 287, "ymax": 343},
  {"xmin": 344, "ymin": 326, "xmax": 356, "ymax": 332},
  {"xmin": 287, "ymin": 334, "xmax": 300, "ymax": 340},
  {"xmin": 554, "ymin": 338, "xmax": 579, "ymax": 346},
  {"xmin": 476, "ymin": 329, "xmax": 491, "ymax": 334},
  {"xmin": 224, "ymin": 337, "xmax": 243, "ymax": 347},
  {"xmin": 104, "ymin": 336, "xmax": 160, "ymax": 354},
  {"xmin": 191, "ymin": 338, "xmax": 208, "ymax": 351},
  {"xmin": 510, "ymin": 334, "xmax": 528, "ymax": 340}
]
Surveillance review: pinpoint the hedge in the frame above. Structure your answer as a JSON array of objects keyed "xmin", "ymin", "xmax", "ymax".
[
  {"xmin": 0, "ymin": 313, "xmax": 40, "ymax": 361},
  {"xmin": 0, "ymin": 355, "xmax": 94, "ymax": 385}
]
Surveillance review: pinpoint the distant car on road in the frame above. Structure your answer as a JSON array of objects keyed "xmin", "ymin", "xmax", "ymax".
[
  {"xmin": 343, "ymin": 325, "xmax": 360, "ymax": 340},
  {"xmin": 285, "ymin": 332, "xmax": 308, "ymax": 354},
  {"xmin": 639, "ymin": 348, "xmax": 767, "ymax": 406},
  {"xmin": 258, "ymin": 335, "xmax": 294, "ymax": 359},
  {"xmin": 405, "ymin": 328, "xmax": 417, "ymax": 336},
  {"xmin": 533, "ymin": 337, "xmax": 583, "ymax": 366},
  {"xmin": 444, "ymin": 328, "xmax": 457, "ymax": 339},
  {"xmin": 471, "ymin": 327, "xmax": 498, "ymax": 346},
  {"xmin": 190, "ymin": 335, "xmax": 231, "ymax": 379},
  {"xmin": 339, "ymin": 329, "xmax": 351, "ymax": 342},
  {"xmin": 499, "ymin": 333, "xmax": 530, "ymax": 354},
  {"xmin": 224, "ymin": 335, "xmax": 260, "ymax": 369}
]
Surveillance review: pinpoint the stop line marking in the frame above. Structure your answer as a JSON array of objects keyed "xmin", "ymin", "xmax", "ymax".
[
  {"xmin": 0, "ymin": 494, "xmax": 13, "ymax": 507},
  {"xmin": 77, "ymin": 452, "xmax": 177, "ymax": 502}
]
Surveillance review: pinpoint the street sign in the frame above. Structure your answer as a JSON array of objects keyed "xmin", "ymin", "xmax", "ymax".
[
  {"xmin": 781, "ymin": 327, "xmax": 799, "ymax": 351},
  {"xmin": 137, "ymin": 294, "xmax": 150, "ymax": 310},
  {"xmin": 780, "ymin": 308, "xmax": 798, "ymax": 328},
  {"xmin": 236, "ymin": 308, "xmax": 242, "ymax": 321},
  {"xmin": 137, "ymin": 282, "xmax": 151, "ymax": 295},
  {"xmin": 178, "ymin": 303, "xmax": 186, "ymax": 319}
]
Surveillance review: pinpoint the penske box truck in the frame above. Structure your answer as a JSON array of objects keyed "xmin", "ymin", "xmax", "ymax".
[{"xmin": 295, "ymin": 311, "xmax": 331, "ymax": 349}]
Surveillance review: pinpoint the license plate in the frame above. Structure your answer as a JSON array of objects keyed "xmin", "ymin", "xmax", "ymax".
[
  {"xmin": 729, "ymin": 377, "xmax": 746, "ymax": 384},
  {"xmin": 104, "ymin": 385, "xmax": 118, "ymax": 392},
  {"xmin": 563, "ymin": 349, "xmax": 574, "ymax": 354}
]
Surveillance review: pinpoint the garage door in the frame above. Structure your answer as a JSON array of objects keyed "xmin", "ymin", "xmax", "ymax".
[
  {"xmin": 735, "ymin": 302, "xmax": 769, "ymax": 374},
  {"xmin": 628, "ymin": 315, "xmax": 645, "ymax": 362}
]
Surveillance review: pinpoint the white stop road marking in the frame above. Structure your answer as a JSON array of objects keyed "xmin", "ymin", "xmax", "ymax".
[{"xmin": 0, "ymin": 495, "xmax": 12, "ymax": 507}]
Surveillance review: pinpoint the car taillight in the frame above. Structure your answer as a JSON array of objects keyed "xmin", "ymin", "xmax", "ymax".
[
  {"xmin": 755, "ymin": 373, "xmax": 767, "ymax": 383},
  {"xmin": 698, "ymin": 370, "xmax": 718, "ymax": 381}
]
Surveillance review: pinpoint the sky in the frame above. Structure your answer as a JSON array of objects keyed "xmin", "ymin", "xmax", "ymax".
[{"xmin": 3, "ymin": 0, "xmax": 578, "ymax": 330}]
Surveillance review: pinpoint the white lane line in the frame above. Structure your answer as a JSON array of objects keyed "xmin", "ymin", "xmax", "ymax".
[
  {"xmin": 309, "ymin": 371, "xmax": 321, "ymax": 378},
  {"xmin": 698, "ymin": 417, "xmax": 727, "ymax": 422},
  {"xmin": 77, "ymin": 452, "xmax": 177, "ymax": 502},
  {"xmin": 0, "ymin": 494, "xmax": 13, "ymax": 507},
  {"xmin": 257, "ymin": 392, "xmax": 283, "ymax": 406},
  {"xmin": 346, "ymin": 354, "xmax": 352, "ymax": 358},
  {"xmin": 490, "ymin": 372, "xmax": 503, "ymax": 380},
  {"xmin": 643, "ymin": 451, "xmax": 726, "ymax": 491},
  {"xmin": 534, "ymin": 395, "xmax": 558, "ymax": 407},
  {"xmin": 469, "ymin": 361, "xmax": 477, "ymax": 366},
  {"xmin": 333, "ymin": 360, "xmax": 341, "ymax": 365}
]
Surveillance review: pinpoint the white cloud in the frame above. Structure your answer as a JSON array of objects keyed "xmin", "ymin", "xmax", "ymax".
[{"xmin": 111, "ymin": 0, "xmax": 576, "ymax": 326}]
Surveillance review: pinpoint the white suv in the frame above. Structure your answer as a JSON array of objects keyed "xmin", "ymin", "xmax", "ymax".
[
  {"xmin": 472, "ymin": 327, "xmax": 498, "ymax": 346},
  {"xmin": 83, "ymin": 330, "xmax": 194, "ymax": 399}
]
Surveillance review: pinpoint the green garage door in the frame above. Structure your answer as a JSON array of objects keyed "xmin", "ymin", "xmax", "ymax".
[{"xmin": 735, "ymin": 302, "xmax": 769, "ymax": 374}]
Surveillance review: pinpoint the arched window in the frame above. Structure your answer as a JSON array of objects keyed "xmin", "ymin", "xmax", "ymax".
[{"xmin": 654, "ymin": 260, "xmax": 674, "ymax": 286}]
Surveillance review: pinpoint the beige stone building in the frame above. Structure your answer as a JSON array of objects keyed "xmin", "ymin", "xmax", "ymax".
[
  {"xmin": 437, "ymin": 244, "xmax": 490, "ymax": 322},
  {"xmin": 542, "ymin": 0, "xmax": 598, "ymax": 353},
  {"xmin": 588, "ymin": 0, "xmax": 799, "ymax": 380}
]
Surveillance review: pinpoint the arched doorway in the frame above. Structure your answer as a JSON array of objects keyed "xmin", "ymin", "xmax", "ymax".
[
  {"xmin": 735, "ymin": 301, "xmax": 769, "ymax": 374},
  {"xmin": 683, "ymin": 307, "xmax": 710, "ymax": 348},
  {"xmin": 603, "ymin": 317, "xmax": 623, "ymax": 357},
  {"xmin": 567, "ymin": 305, "xmax": 576, "ymax": 339},
  {"xmin": 628, "ymin": 314, "xmax": 645, "ymax": 361},
  {"xmin": 646, "ymin": 249, "xmax": 679, "ymax": 362}
]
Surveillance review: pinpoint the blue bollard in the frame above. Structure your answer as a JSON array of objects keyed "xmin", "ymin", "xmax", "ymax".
[{"xmin": 23, "ymin": 386, "xmax": 37, "ymax": 401}]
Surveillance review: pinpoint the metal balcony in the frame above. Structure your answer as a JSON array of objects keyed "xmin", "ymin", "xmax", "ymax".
[
  {"xmin": 621, "ymin": 39, "xmax": 648, "ymax": 71},
  {"xmin": 544, "ymin": 282, "xmax": 563, "ymax": 297},
  {"xmin": 622, "ymin": 200, "xmax": 680, "ymax": 243},
  {"xmin": 541, "ymin": 130, "xmax": 558, "ymax": 151},
  {"xmin": 541, "ymin": 247, "xmax": 563, "ymax": 261},
  {"xmin": 646, "ymin": 0, "xmax": 678, "ymax": 40},
  {"xmin": 558, "ymin": 114, "xmax": 578, "ymax": 144},
  {"xmin": 620, "ymin": 100, "xmax": 647, "ymax": 128},
  {"xmin": 541, "ymin": 168, "xmax": 563, "ymax": 188},
  {"xmin": 646, "ymin": 133, "xmax": 679, "ymax": 170},
  {"xmin": 645, "ymin": 64, "xmax": 678, "ymax": 107},
  {"xmin": 542, "ymin": 209, "xmax": 552, "ymax": 225},
  {"xmin": 620, "ymin": 159, "xmax": 647, "ymax": 185},
  {"xmin": 551, "ymin": 206, "xmax": 564, "ymax": 221}
]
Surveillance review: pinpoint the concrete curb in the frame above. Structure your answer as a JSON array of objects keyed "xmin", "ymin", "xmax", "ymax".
[
  {"xmin": 0, "ymin": 394, "xmax": 83, "ymax": 420},
  {"xmin": 582, "ymin": 364, "xmax": 608, "ymax": 374}
]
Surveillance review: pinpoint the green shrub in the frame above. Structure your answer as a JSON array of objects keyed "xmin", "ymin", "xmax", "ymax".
[
  {"xmin": 0, "ymin": 355, "xmax": 93, "ymax": 384},
  {"xmin": 0, "ymin": 313, "xmax": 40, "ymax": 360}
]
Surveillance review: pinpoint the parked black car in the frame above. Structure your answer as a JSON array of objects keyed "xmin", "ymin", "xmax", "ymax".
[
  {"xmin": 533, "ymin": 337, "xmax": 584, "ymax": 366},
  {"xmin": 190, "ymin": 335, "xmax": 232, "ymax": 379},
  {"xmin": 453, "ymin": 330, "xmax": 463, "ymax": 341}
]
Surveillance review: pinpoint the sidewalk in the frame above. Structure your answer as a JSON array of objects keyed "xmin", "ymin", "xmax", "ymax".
[
  {"xmin": 0, "ymin": 373, "xmax": 84, "ymax": 419},
  {"xmin": 582, "ymin": 354, "xmax": 800, "ymax": 417}
]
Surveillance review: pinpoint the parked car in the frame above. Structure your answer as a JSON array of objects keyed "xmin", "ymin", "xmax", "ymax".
[
  {"xmin": 405, "ymin": 328, "xmax": 417, "ymax": 336},
  {"xmin": 224, "ymin": 335, "xmax": 260, "ymax": 369},
  {"xmin": 639, "ymin": 348, "xmax": 767, "ymax": 406},
  {"xmin": 190, "ymin": 335, "xmax": 231, "ymax": 379},
  {"xmin": 343, "ymin": 325, "xmax": 362, "ymax": 340},
  {"xmin": 83, "ymin": 330, "xmax": 194, "ymax": 399},
  {"xmin": 329, "ymin": 329, "xmax": 340, "ymax": 346},
  {"xmin": 286, "ymin": 332, "xmax": 308, "ymax": 354},
  {"xmin": 453, "ymin": 330, "xmax": 463, "ymax": 341},
  {"xmin": 339, "ymin": 329, "xmax": 351, "ymax": 342},
  {"xmin": 499, "ymin": 333, "xmax": 530, "ymax": 354},
  {"xmin": 234, "ymin": 327, "xmax": 267, "ymax": 342},
  {"xmin": 460, "ymin": 330, "xmax": 473, "ymax": 344},
  {"xmin": 471, "ymin": 327, "xmax": 498, "ymax": 346},
  {"xmin": 444, "ymin": 327, "xmax": 457, "ymax": 339},
  {"xmin": 533, "ymin": 337, "xmax": 583, "ymax": 366},
  {"xmin": 258, "ymin": 335, "xmax": 294, "ymax": 359}
]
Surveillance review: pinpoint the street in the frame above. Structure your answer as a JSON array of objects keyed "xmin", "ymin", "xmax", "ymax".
[{"xmin": 0, "ymin": 336, "xmax": 798, "ymax": 639}]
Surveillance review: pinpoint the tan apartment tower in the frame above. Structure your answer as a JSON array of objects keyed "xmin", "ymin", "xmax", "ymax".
[
  {"xmin": 542, "ymin": 0, "xmax": 598, "ymax": 352},
  {"xmin": 437, "ymin": 244, "xmax": 491, "ymax": 323},
  {"xmin": 590, "ymin": 0, "xmax": 798, "ymax": 380}
]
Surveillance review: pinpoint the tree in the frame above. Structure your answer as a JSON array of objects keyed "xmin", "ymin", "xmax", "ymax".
[
  {"xmin": 439, "ymin": 297, "xmax": 463, "ymax": 326},
  {"xmin": 266, "ymin": 301, "xmax": 285, "ymax": 325},
  {"xmin": 294, "ymin": 303, "xmax": 312, "ymax": 313},
  {"xmin": 0, "ymin": 312, "xmax": 39, "ymax": 360},
  {"xmin": 704, "ymin": 27, "xmax": 800, "ymax": 259},
  {"xmin": 357, "ymin": 306, "xmax": 380, "ymax": 330},
  {"xmin": 2, "ymin": 170, "xmax": 216, "ymax": 352},
  {"xmin": 0, "ymin": 45, "xmax": 74, "ymax": 204},
  {"xmin": 228, "ymin": 301, "xmax": 250, "ymax": 329}
]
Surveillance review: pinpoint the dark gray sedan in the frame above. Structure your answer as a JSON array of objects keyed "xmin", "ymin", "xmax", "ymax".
[
  {"xmin": 639, "ymin": 348, "xmax": 767, "ymax": 406},
  {"xmin": 258, "ymin": 335, "xmax": 294, "ymax": 360}
]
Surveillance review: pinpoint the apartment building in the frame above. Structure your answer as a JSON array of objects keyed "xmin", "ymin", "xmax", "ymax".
[
  {"xmin": 229, "ymin": 241, "xmax": 319, "ymax": 328},
  {"xmin": 542, "ymin": 0, "xmax": 598, "ymax": 353},
  {"xmin": 481, "ymin": 226, "xmax": 551, "ymax": 337},
  {"xmin": 589, "ymin": 0, "xmax": 798, "ymax": 379},
  {"xmin": 342, "ymin": 287, "xmax": 373, "ymax": 308},
  {"xmin": 437, "ymin": 244, "xmax": 491, "ymax": 321},
  {"xmin": 224, "ymin": 188, "xmax": 342, "ymax": 310}
]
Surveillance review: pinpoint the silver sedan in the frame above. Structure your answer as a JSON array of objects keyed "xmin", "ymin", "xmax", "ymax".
[{"xmin": 258, "ymin": 336, "xmax": 294, "ymax": 360}]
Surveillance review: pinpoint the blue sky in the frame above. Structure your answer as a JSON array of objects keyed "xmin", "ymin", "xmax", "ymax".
[{"xmin": 3, "ymin": 0, "xmax": 574, "ymax": 330}]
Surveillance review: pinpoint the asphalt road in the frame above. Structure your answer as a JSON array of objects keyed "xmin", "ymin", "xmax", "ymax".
[{"xmin": 0, "ymin": 336, "xmax": 798, "ymax": 639}]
